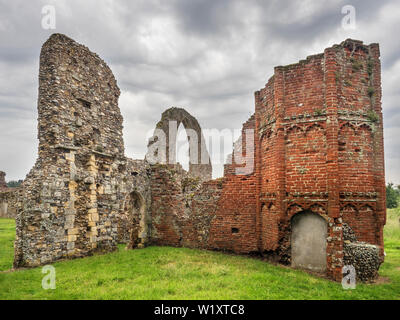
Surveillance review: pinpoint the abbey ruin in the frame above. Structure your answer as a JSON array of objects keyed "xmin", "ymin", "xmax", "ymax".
[{"xmin": 0, "ymin": 34, "xmax": 386, "ymax": 282}]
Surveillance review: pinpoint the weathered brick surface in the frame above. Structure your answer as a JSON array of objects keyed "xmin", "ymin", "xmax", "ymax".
[
  {"xmin": 0, "ymin": 188, "xmax": 22, "ymax": 218},
  {"xmin": 253, "ymin": 39, "xmax": 385, "ymax": 280}
]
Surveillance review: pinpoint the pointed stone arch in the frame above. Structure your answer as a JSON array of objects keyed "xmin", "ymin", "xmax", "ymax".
[{"xmin": 147, "ymin": 107, "xmax": 212, "ymax": 180}]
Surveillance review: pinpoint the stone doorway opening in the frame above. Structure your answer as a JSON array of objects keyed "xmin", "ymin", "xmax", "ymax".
[
  {"xmin": 291, "ymin": 211, "xmax": 327, "ymax": 272},
  {"xmin": 118, "ymin": 191, "xmax": 148, "ymax": 248}
]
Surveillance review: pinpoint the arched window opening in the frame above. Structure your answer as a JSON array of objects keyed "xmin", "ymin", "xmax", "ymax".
[{"xmin": 176, "ymin": 123, "xmax": 190, "ymax": 172}]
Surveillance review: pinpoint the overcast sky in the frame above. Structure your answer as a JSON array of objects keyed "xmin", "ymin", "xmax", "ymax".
[{"xmin": 0, "ymin": 0, "xmax": 399, "ymax": 183}]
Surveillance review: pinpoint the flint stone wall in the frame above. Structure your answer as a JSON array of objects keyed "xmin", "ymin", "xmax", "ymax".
[
  {"xmin": 14, "ymin": 34, "xmax": 126, "ymax": 267},
  {"xmin": 343, "ymin": 223, "xmax": 382, "ymax": 281}
]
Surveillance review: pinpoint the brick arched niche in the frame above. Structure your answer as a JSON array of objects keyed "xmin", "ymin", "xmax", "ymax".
[
  {"xmin": 147, "ymin": 107, "xmax": 212, "ymax": 181},
  {"xmin": 119, "ymin": 191, "xmax": 148, "ymax": 249},
  {"xmin": 291, "ymin": 212, "xmax": 327, "ymax": 272}
]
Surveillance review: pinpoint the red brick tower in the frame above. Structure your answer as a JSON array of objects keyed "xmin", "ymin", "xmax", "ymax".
[{"xmin": 255, "ymin": 39, "xmax": 385, "ymax": 280}]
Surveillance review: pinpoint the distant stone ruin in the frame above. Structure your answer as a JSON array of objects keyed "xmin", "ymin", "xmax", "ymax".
[
  {"xmin": 0, "ymin": 172, "xmax": 22, "ymax": 219},
  {"xmin": 0, "ymin": 34, "xmax": 386, "ymax": 282},
  {"xmin": 0, "ymin": 171, "xmax": 7, "ymax": 190}
]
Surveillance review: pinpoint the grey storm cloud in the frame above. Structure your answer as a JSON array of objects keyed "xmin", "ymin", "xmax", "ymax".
[{"xmin": 0, "ymin": 0, "xmax": 399, "ymax": 184}]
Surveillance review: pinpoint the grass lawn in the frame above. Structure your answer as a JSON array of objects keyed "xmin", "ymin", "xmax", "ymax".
[{"xmin": 0, "ymin": 209, "xmax": 399, "ymax": 300}]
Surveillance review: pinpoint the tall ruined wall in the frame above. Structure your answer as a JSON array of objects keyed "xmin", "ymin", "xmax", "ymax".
[
  {"xmin": 254, "ymin": 39, "xmax": 385, "ymax": 280},
  {"xmin": 14, "ymin": 34, "xmax": 126, "ymax": 267}
]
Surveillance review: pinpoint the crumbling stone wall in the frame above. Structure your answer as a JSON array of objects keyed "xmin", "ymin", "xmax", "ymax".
[
  {"xmin": 0, "ymin": 171, "xmax": 9, "ymax": 217},
  {"xmin": 14, "ymin": 34, "xmax": 127, "ymax": 267},
  {"xmin": 149, "ymin": 114, "xmax": 259, "ymax": 254}
]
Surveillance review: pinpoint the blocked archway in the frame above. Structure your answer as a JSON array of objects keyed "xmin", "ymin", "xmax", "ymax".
[
  {"xmin": 127, "ymin": 191, "xmax": 147, "ymax": 249},
  {"xmin": 147, "ymin": 107, "xmax": 212, "ymax": 180},
  {"xmin": 291, "ymin": 212, "xmax": 327, "ymax": 272},
  {"xmin": 118, "ymin": 191, "xmax": 148, "ymax": 248}
]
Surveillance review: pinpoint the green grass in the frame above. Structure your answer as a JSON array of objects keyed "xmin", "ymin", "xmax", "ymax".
[{"xmin": 0, "ymin": 212, "xmax": 399, "ymax": 300}]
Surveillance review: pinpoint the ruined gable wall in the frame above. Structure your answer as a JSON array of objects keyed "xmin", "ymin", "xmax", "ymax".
[
  {"xmin": 208, "ymin": 115, "xmax": 258, "ymax": 253},
  {"xmin": 0, "ymin": 188, "xmax": 23, "ymax": 219},
  {"xmin": 14, "ymin": 34, "xmax": 126, "ymax": 267}
]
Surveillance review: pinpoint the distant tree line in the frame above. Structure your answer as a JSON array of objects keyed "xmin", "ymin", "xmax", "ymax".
[
  {"xmin": 6, "ymin": 180, "xmax": 23, "ymax": 188},
  {"xmin": 386, "ymin": 183, "xmax": 400, "ymax": 209}
]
